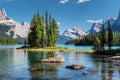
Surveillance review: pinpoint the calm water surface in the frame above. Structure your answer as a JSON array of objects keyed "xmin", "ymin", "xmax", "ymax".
[{"xmin": 0, "ymin": 45, "xmax": 120, "ymax": 80}]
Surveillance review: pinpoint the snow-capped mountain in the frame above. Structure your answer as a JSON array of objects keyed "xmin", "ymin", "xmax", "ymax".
[
  {"xmin": 112, "ymin": 10, "xmax": 120, "ymax": 32},
  {"xmin": 88, "ymin": 10, "xmax": 120, "ymax": 34},
  {"xmin": 88, "ymin": 17, "xmax": 116, "ymax": 34},
  {"xmin": 88, "ymin": 23, "xmax": 102, "ymax": 34},
  {"xmin": 0, "ymin": 8, "xmax": 30, "ymax": 39},
  {"xmin": 57, "ymin": 27, "xmax": 87, "ymax": 44}
]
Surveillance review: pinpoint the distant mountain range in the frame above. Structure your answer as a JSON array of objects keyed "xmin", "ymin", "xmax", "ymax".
[
  {"xmin": 88, "ymin": 17, "xmax": 116, "ymax": 34},
  {"xmin": 57, "ymin": 27, "xmax": 87, "ymax": 44},
  {"xmin": 89, "ymin": 10, "xmax": 120, "ymax": 34},
  {"xmin": 58, "ymin": 10, "xmax": 120, "ymax": 44},
  {"xmin": 0, "ymin": 8, "xmax": 30, "ymax": 43}
]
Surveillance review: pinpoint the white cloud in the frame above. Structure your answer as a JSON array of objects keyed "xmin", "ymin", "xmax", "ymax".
[
  {"xmin": 86, "ymin": 19, "xmax": 103, "ymax": 24},
  {"xmin": 77, "ymin": 0, "xmax": 90, "ymax": 4},
  {"xmin": 60, "ymin": 0, "xmax": 69, "ymax": 4},
  {"xmin": 57, "ymin": 22, "xmax": 61, "ymax": 25}
]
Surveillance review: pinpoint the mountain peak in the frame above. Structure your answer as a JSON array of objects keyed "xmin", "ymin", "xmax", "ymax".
[
  {"xmin": 57, "ymin": 27, "xmax": 87, "ymax": 44},
  {"xmin": 0, "ymin": 8, "xmax": 8, "ymax": 21},
  {"xmin": 0, "ymin": 8, "xmax": 30, "ymax": 39},
  {"xmin": 119, "ymin": 9, "xmax": 120, "ymax": 17},
  {"xmin": 0, "ymin": 8, "xmax": 7, "ymax": 16}
]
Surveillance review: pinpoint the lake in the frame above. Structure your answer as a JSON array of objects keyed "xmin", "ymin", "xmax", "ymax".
[
  {"xmin": 0, "ymin": 45, "xmax": 120, "ymax": 80},
  {"xmin": 56, "ymin": 44, "xmax": 120, "ymax": 50}
]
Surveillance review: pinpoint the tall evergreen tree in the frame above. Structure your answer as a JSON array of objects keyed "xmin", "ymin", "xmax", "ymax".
[
  {"xmin": 41, "ymin": 16, "xmax": 44, "ymax": 47},
  {"xmin": 36, "ymin": 15, "xmax": 42, "ymax": 47},
  {"xmin": 28, "ymin": 14, "xmax": 37, "ymax": 47},
  {"xmin": 50, "ymin": 18, "xmax": 59, "ymax": 46},
  {"xmin": 93, "ymin": 37, "xmax": 101, "ymax": 52},
  {"xmin": 107, "ymin": 19, "xmax": 113, "ymax": 51},
  {"xmin": 101, "ymin": 20, "xmax": 106, "ymax": 51},
  {"xmin": 45, "ymin": 11, "xmax": 49, "ymax": 46}
]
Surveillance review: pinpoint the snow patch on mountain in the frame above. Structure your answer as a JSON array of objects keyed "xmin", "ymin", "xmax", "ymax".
[
  {"xmin": 0, "ymin": 8, "xmax": 30, "ymax": 39},
  {"xmin": 57, "ymin": 27, "xmax": 87, "ymax": 44},
  {"xmin": 88, "ymin": 17, "xmax": 116, "ymax": 34}
]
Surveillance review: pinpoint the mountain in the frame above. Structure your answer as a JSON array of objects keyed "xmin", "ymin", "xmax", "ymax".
[
  {"xmin": 57, "ymin": 27, "xmax": 87, "ymax": 44},
  {"xmin": 89, "ymin": 10, "xmax": 120, "ymax": 34},
  {"xmin": 112, "ymin": 10, "xmax": 120, "ymax": 32},
  {"xmin": 88, "ymin": 23, "xmax": 102, "ymax": 34},
  {"xmin": 88, "ymin": 17, "xmax": 116, "ymax": 34},
  {"xmin": 0, "ymin": 8, "xmax": 30, "ymax": 43}
]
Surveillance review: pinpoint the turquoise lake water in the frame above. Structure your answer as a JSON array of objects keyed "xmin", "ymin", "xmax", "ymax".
[
  {"xmin": 0, "ymin": 45, "xmax": 120, "ymax": 80},
  {"xmin": 0, "ymin": 44, "xmax": 120, "ymax": 50},
  {"xmin": 57, "ymin": 44, "xmax": 120, "ymax": 50}
]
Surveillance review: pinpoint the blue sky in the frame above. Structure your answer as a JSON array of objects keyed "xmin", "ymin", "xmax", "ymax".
[{"xmin": 0, "ymin": 0, "xmax": 120, "ymax": 34}]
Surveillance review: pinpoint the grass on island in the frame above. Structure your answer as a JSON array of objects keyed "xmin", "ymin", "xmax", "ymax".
[{"xmin": 21, "ymin": 46, "xmax": 93, "ymax": 53}]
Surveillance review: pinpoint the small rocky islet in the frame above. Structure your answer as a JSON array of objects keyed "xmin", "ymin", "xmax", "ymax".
[{"xmin": 41, "ymin": 54, "xmax": 65, "ymax": 63}]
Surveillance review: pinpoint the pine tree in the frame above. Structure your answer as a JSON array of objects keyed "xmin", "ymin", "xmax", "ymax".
[
  {"xmin": 45, "ymin": 11, "xmax": 49, "ymax": 46},
  {"xmin": 36, "ymin": 15, "xmax": 42, "ymax": 47},
  {"xmin": 28, "ymin": 14, "xmax": 37, "ymax": 47},
  {"xmin": 41, "ymin": 16, "xmax": 44, "ymax": 47},
  {"xmin": 101, "ymin": 20, "xmax": 106, "ymax": 51},
  {"xmin": 107, "ymin": 19, "xmax": 113, "ymax": 51},
  {"xmin": 49, "ymin": 15, "xmax": 52, "ymax": 46},
  {"xmin": 93, "ymin": 37, "xmax": 101, "ymax": 52},
  {"xmin": 50, "ymin": 18, "xmax": 59, "ymax": 46}
]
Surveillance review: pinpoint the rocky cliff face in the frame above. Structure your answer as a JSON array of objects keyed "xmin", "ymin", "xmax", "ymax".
[{"xmin": 0, "ymin": 8, "xmax": 30, "ymax": 39}]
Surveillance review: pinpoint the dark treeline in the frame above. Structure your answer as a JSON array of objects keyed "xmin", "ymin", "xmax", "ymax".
[
  {"xmin": 65, "ymin": 32, "xmax": 120, "ymax": 46},
  {"xmin": 0, "ymin": 36, "xmax": 16, "ymax": 45},
  {"xmin": 27, "ymin": 11, "xmax": 59, "ymax": 48}
]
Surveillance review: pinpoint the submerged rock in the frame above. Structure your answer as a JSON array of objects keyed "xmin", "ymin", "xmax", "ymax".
[
  {"xmin": 82, "ymin": 72, "xmax": 89, "ymax": 75},
  {"xmin": 30, "ymin": 65, "xmax": 38, "ymax": 72},
  {"xmin": 41, "ymin": 54, "xmax": 64, "ymax": 63},
  {"xmin": 66, "ymin": 64, "xmax": 85, "ymax": 70}
]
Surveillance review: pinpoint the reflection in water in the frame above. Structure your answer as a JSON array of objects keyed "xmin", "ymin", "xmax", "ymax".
[
  {"xmin": 0, "ymin": 49, "xmax": 120, "ymax": 80},
  {"xmin": 92, "ymin": 55, "xmax": 120, "ymax": 80},
  {"xmin": 30, "ymin": 63, "xmax": 64, "ymax": 79},
  {"xmin": 27, "ymin": 51, "xmax": 64, "ymax": 79},
  {"xmin": 27, "ymin": 51, "xmax": 55, "ymax": 64},
  {"xmin": 0, "ymin": 49, "xmax": 30, "ymax": 80}
]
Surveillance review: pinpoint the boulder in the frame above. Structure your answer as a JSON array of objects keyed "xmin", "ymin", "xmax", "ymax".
[
  {"xmin": 41, "ymin": 54, "xmax": 64, "ymax": 63},
  {"xmin": 66, "ymin": 64, "xmax": 85, "ymax": 70}
]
